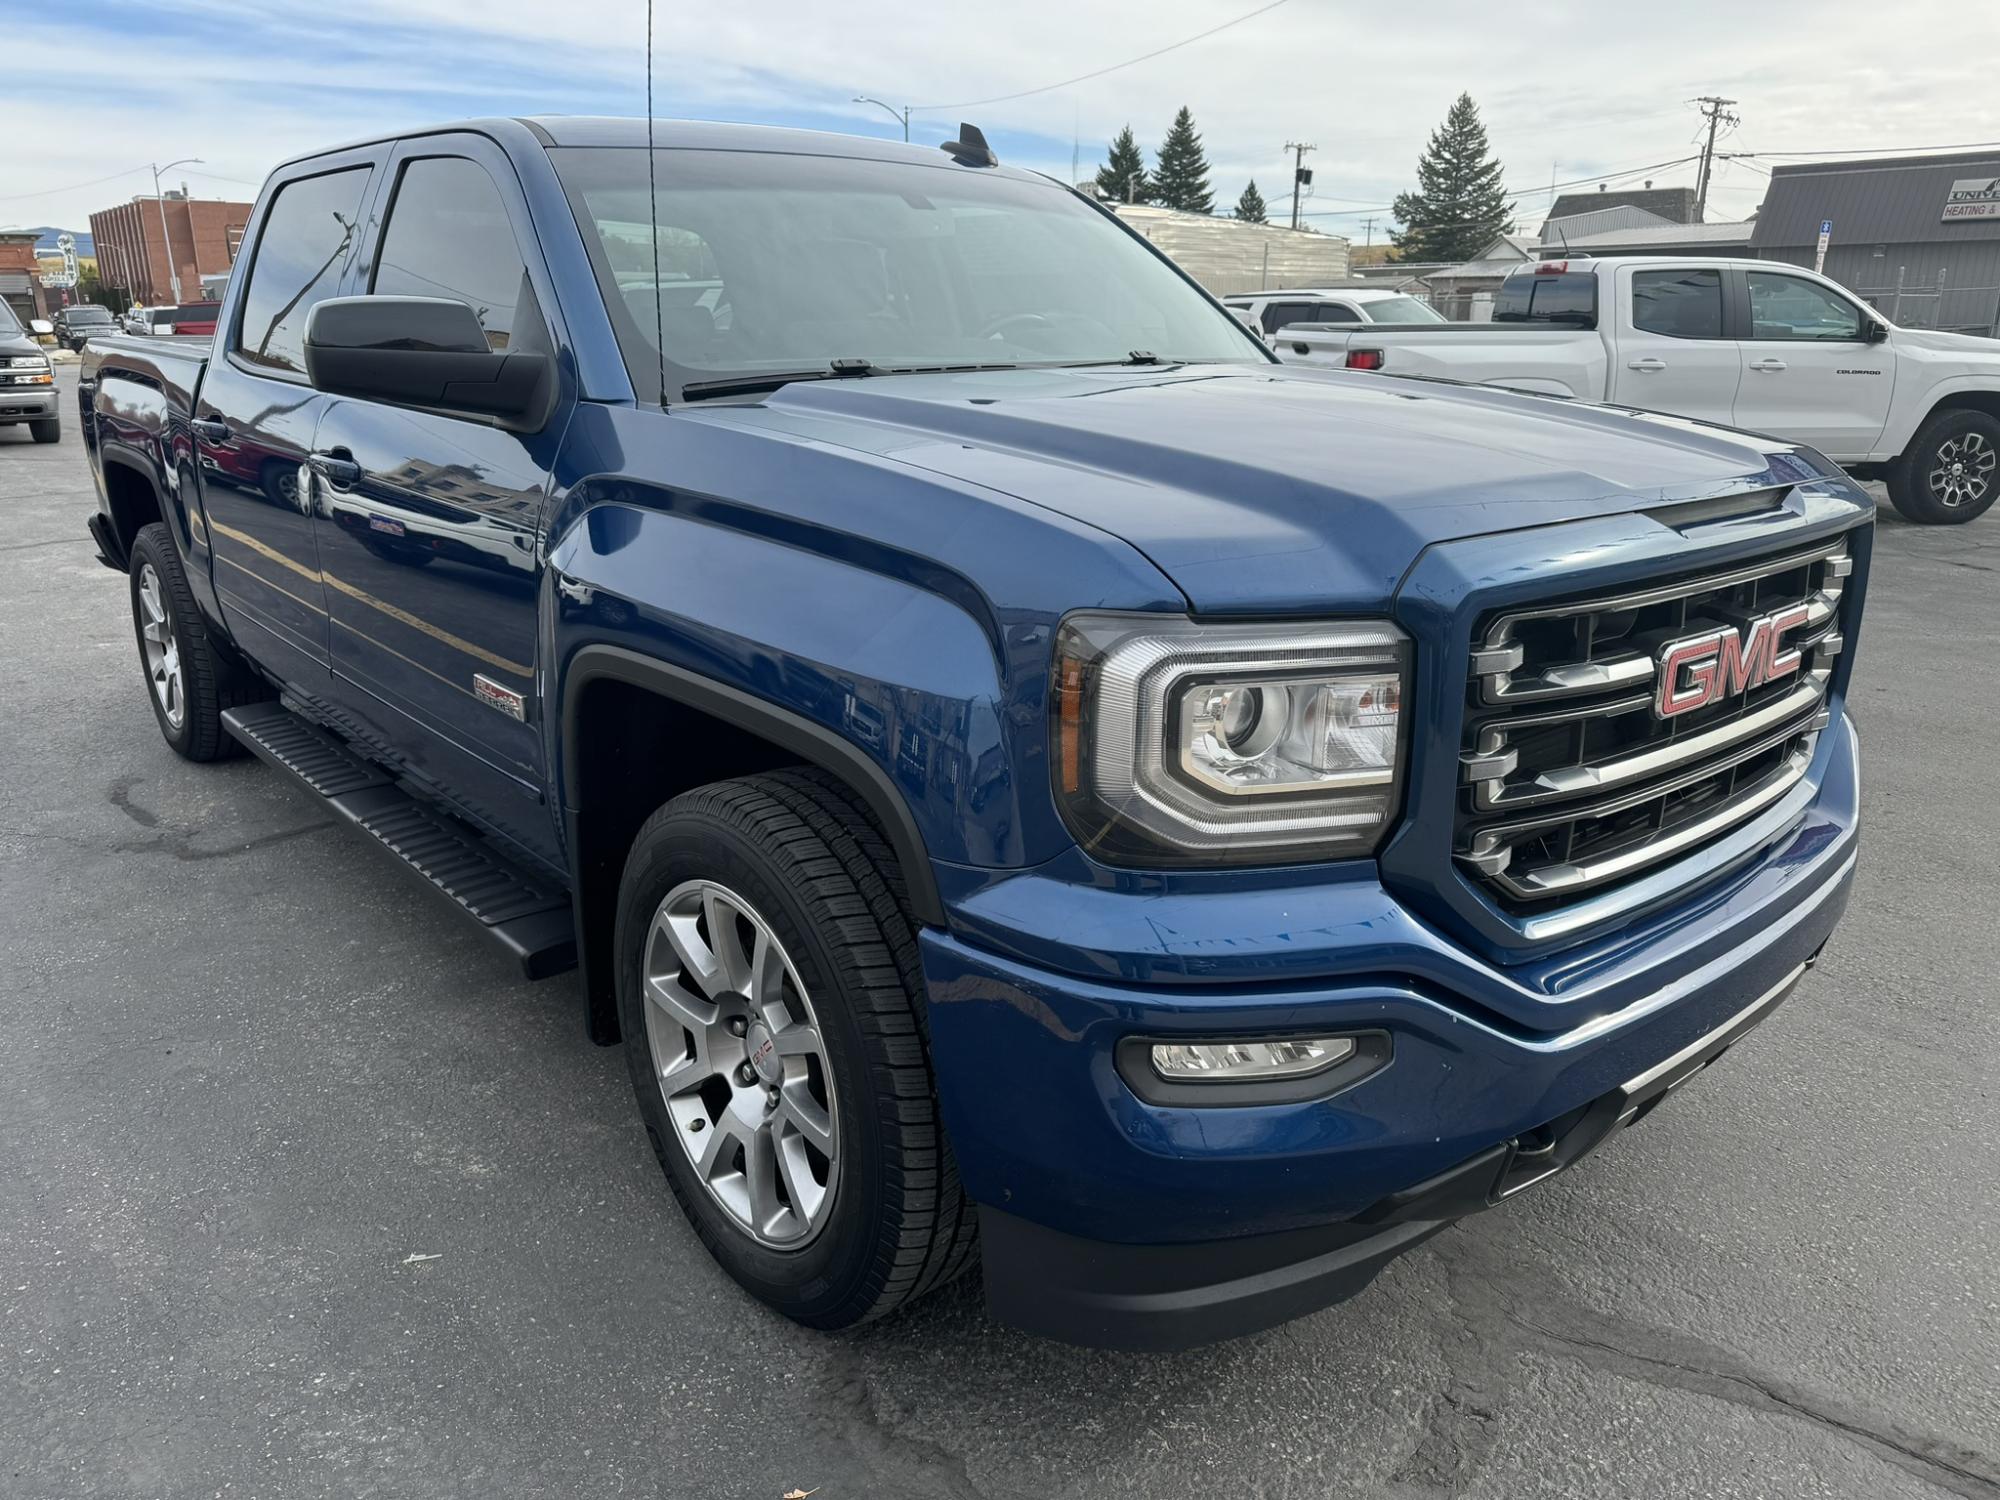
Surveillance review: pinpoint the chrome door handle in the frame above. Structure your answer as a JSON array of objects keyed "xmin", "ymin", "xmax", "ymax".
[
  {"xmin": 307, "ymin": 450, "xmax": 363, "ymax": 488},
  {"xmin": 1748, "ymin": 358, "xmax": 1789, "ymax": 372},
  {"xmin": 1626, "ymin": 357, "xmax": 1667, "ymax": 373}
]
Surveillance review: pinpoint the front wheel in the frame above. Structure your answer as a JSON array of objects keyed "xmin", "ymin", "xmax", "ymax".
[
  {"xmin": 1886, "ymin": 409, "xmax": 2000, "ymax": 524},
  {"xmin": 614, "ymin": 769, "xmax": 976, "ymax": 1330},
  {"xmin": 29, "ymin": 419, "xmax": 59, "ymax": 444}
]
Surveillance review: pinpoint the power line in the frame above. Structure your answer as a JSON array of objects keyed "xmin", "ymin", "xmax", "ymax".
[
  {"xmin": 0, "ymin": 163, "xmax": 154, "ymax": 204},
  {"xmin": 912, "ymin": 0, "xmax": 1291, "ymax": 111},
  {"xmin": 1292, "ymin": 154, "xmax": 1704, "ymax": 221}
]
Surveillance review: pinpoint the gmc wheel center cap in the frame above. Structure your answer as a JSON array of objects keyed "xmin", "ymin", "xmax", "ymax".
[{"xmin": 744, "ymin": 1021, "xmax": 781, "ymax": 1085}]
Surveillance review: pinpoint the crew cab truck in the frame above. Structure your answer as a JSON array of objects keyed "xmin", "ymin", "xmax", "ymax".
[
  {"xmin": 80, "ymin": 118, "xmax": 1869, "ymax": 1350},
  {"xmin": 1278, "ymin": 255, "xmax": 2000, "ymax": 524}
]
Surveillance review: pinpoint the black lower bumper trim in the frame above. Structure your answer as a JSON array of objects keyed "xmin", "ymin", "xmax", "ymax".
[{"xmin": 981, "ymin": 963, "xmax": 1805, "ymax": 1350}]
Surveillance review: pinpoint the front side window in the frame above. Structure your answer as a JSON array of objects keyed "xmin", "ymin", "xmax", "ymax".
[
  {"xmin": 1631, "ymin": 267, "xmax": 1724, "ymax": 339},
  {"xmin": 1747, "ymin": 271, "xmax": 1864, "ymax": 341},
  {"xmin": 372, "ymin": 156, "xmax": 532, "ymax": 350},
  {"xmin": 236, "ymin": 166, "xmax": 370, "ymax": 375},
  {"xmin": 553, "ymin": 147, "xmax": 1264, "ymax": 401}
]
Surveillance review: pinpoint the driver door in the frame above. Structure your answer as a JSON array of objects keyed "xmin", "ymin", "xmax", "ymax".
[{"xmin": 1730, "ymin": 267, "xmax": 1894, "ymax": 460}]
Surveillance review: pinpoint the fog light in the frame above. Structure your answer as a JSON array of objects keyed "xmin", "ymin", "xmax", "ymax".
[{"xmin": 1149, "ymin": 1036, "xmax": 1355, "ymax": 1083}]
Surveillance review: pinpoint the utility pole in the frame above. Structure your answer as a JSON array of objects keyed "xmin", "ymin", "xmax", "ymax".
[
  {"xmin": 1361, "ymin": 215, "xmax": 1377, "ymax": 248},
  {"xmin": 1691, "ymin": 96, "xmax": 1739, "ymax": 221},
  {"xmin": 1285, "ymin": 141, "xmax": 1316, "ymax": 231}
]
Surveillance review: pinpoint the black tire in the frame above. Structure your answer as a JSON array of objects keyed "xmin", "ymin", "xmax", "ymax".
[
  {"xmin": 1885, "ymin": 408, "xmax": 2000, "ymax": 524},
  {"xmin": 29, "ymin": 419, "xmax": 59, "ymax": 444},
  {"xmin": 614, "ymin": 768, "xmax": 976, "ymax": 1330},
  {"xmin": 127, "ymin": 522, "xmax": 258, "ymax": 761}
]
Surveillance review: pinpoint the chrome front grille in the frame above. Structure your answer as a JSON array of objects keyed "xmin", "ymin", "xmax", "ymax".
[{"xmin": 1457, "ymin": 539, "xmax": 1851, "ymax": 905}]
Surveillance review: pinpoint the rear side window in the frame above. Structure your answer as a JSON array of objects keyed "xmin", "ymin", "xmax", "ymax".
[
  {"xmin": 371, "ymin": 156, "xmax": 533, "ymax": 351},
  {"xmin": 1631, "ymin": 268, "xmax": 1724, "ymax": 339},
  {"xmin": 236, "ymin": 166, "xmax": 371, "ymax": 375},
  {"xmin": 1262, "ymin": 301, "xmax": 1316, "ymax": 334},
  {"xmin": 1309, "ymin": 303, "xmax": 1359, "ymax": 323},
  {"xmin": 1494, "ymin": 271, "xmax": 1597, "ymax": 327}
]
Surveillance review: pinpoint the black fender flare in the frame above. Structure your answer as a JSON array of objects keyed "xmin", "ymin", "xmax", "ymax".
[{"xmin": 559, "ymin": 644, "xmax": 944, "ymax": 927}]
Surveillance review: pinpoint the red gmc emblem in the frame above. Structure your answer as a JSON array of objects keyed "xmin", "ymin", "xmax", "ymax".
[{"xmin": 1654, "ymin": 604, "xmax": 1813, "ymax": 718}]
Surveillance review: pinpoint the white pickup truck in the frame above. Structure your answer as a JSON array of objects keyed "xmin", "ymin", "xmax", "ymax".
[{"xmin": 1275, "ymin": 256, "xmax": 2000, "ymax": 523}]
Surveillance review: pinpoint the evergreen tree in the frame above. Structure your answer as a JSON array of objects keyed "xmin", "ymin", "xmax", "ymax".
[
  {"xmin": 1152, "ymin": 107, "xmax": 1214, "ymax": 214},
  {"xmin": 1234, "ymin": 179, "xmax": 1268, "ymax": 224},
  {"xmin": 1095, "ymin": 126, "xmax": 1151, "ymax": 203},
  {"xmin": 1390, "ymin": 93, "xmax": 1512, "ymax": 263}
]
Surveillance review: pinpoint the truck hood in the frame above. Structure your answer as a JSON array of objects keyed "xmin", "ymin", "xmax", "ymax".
[
  {"xmin": 0, "ymin": 331, "xmax": 43, "ymax": 359},
  {"xmin": 1885, "ymin": 325, "xmax": 2000, "ymax": 360},
  {"xmin": 698, "ymin": 364, "xmax": 1837, "ymax": 613}
]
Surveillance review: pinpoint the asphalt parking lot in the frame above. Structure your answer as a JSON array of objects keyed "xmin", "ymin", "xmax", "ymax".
[{"xmin": 2, "ymin": 366, "xmax": 1996, "ymax": 1500}]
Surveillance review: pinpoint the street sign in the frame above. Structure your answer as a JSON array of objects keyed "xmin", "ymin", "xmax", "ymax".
[{"xmin": 1815, "ymin": 219, "xmax": 1832, "ymax": 275}]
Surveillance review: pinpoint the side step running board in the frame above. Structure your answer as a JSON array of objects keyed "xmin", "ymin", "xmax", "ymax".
[{"xmin": 222, "ymin": 702, "xmax": 577, "ymax": 980}]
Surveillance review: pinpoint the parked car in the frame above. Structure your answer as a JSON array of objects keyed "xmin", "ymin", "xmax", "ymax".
[
  {"xmin": 131, "ymin": 302, "xmax": 222, "ymax": 338},
  {"xmin": 1222, "ymin": 286, "xmax": 1447, "ymax": 336},
  {"xmin": 0, "ymin": 299, "xmax": 58, "ymax": 443},
  {"xmin": 1276, "ymin": 255, "xmax": 2000, "ymax": 523},
  {"xmin": 121, "ymin": 305, "xmax": 153, "ymax": 335},
  {"xmin": 52, "ymin": 304, "xmax": 120, "ymax": 352},
  {"xmin": 79, "ymin": 118, "xmax": 1868, "ymax": 1350}
]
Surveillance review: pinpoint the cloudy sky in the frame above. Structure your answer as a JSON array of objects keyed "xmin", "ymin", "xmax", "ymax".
[{"xmin": 7, "ymin": 0, "xmax": 1999, "ymax": 241}]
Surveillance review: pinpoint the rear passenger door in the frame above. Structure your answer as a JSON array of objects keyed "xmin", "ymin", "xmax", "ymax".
[
  {"xmin": 305, "ymin": 134, "xmax": 571, "ymax": 857},
  {"xmin": 1606, "ymin": 263, "xmax": 1742, "ymax": 427},
  {"xmin": 193, "ymin": 152, "xmax": 380, "ymax": 690}
]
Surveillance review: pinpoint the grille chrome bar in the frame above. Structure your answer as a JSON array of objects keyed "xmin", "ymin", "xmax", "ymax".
[
  {"xmin": 1466, "ymin": 672, "xmax": 1830, "ymax": 810},
  {"xmin": 1463, "ymin": 725, "xmax": 1822, "ymax": 898}
]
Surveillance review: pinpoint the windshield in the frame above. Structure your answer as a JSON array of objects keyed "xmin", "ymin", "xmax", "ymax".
[
  {"xmin": 0, "ymin": 301, "xmax": 20, "ymax": 336},
  {"xmin": 552, "ymin": 147, "xmax": 1266, "ymax": 401},
  {"xmin": 1358, "ymin": 295, "xmax": 1445, "ymax": 323},
  {"xmin": 69, "ymin": 306, "xmax": 113, "ymax": 322}
]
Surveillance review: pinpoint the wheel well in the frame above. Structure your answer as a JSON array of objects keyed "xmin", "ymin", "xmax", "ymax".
[
  {"xmin": 1914, "ymin": 392, "xmax": 2000, "ymax": 447},
  {"xmin": 565, "ymin": 665, "xmax": 941, "ymax": 1045},
  {"xmin": 102, "ymin": 458, "xmax": 165, "ymax": 558}
]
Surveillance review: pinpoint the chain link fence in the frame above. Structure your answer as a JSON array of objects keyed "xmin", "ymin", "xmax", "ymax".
[{"xmin": 1852, "ymin": 270, "xmax": 2000, "ymax": 337}]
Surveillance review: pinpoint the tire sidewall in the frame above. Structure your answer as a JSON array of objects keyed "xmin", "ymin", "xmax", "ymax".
[
  {"xmin": 128, "ymin": 529, "xmax": 200, "ymax": 757},
  {"xmin": 614, "ymin": 802, "xmax": 890, "ymax": 1321}
]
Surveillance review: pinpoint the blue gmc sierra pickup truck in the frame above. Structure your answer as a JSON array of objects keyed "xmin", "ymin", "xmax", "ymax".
[{"xmin": 80, "ymin": 117, "xmax": 1868, "ymax": 1350}]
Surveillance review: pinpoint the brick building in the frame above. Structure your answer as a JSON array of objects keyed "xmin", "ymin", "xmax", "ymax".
[
  {"xmin": 89, "ymin": 193, "xmax": 252, "ymax": 306},
  {"xmin": 0, "ymin": 231, "xmax": 50, "ymax": 325}
]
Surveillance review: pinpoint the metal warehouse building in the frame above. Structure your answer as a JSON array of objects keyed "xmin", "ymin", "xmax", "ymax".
[{"xmin": 1752, "ymin": 151, "xmax": 2000, "ymax": 334}]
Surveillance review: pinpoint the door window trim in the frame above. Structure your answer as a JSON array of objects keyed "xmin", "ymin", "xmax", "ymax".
[{"xmin": 223, "ymin": 152, "xmax": 383, "ymax": 387}]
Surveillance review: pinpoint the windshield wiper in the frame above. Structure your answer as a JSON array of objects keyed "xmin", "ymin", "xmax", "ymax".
[{"xmin": 678, "ymin": 359, "xmax": 885, "ymax": 403}]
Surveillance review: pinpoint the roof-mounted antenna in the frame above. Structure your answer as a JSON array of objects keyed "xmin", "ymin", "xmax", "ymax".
[
  {"xmin": 645, "ymin": 0, "xmax": 666, "ymax": 404},
  {"xmin": 942, "ymin": 123, "xmax": 999, "ymax": 167}
]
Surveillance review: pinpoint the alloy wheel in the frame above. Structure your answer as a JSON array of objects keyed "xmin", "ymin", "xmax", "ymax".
[
  {"xmin": 136, "ymin": 563, "xmax": 185, "ymax": 730},
  {"xmin": 641, "ymin": 879, "xmax": 839, "ymax": 1248},
  {"xmin": 1929, "ymin": 431, "xmax": 1996, "ymax": 508}
]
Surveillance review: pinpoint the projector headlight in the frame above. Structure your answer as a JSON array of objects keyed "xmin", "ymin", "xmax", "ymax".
[{"xmin": 1052, "ymin": 613, "xmax": 1409, "ymax": 865}]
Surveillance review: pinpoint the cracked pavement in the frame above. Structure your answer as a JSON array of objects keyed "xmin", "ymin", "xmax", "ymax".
[{"xmin": 2, "ymin": 369, "xmax": 1995, "ymax": 1498}]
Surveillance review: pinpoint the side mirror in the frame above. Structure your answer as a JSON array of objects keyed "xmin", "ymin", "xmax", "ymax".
[
  {"xmin": 30, "ymin": 319, "xmax": 53, "ymax": 336},
  {"xmin": 303, "ymin": 296, "xmax": 551, "ymax": 430},
  {"xmin": 1864, "ymin": 318, "xmax": 1890, "ymax": 344}
]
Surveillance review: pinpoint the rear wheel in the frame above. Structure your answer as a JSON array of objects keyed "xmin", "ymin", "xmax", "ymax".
[
  {"xmin": 614, "ymin": 769, "xmax": 976, "ymax": 1329},
  {"xmin": 1886, "ymin": 409, "xmax": 2000, "ymax": 524},
  {"xmin": 29, "ymin": 419, "xmax": 59, "ymax": 444},
  {"xmin": 127, "ymin": 523, "xmax": 255, "ymax": 761}
]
